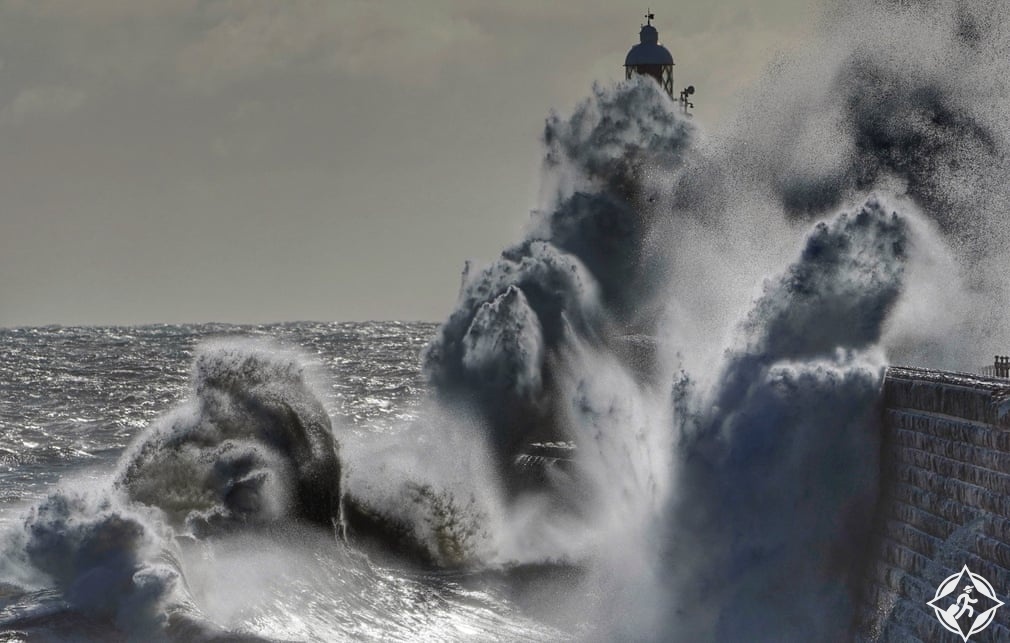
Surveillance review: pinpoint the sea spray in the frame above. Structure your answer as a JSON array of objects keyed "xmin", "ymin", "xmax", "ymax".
[
  {"xmin": 409, "ymin": 76, "xmax": 690, "ymax": 635},
  {"xmin": 716, "ymin": 0, "xmax": 1010, "ymax": 369},
  {"xmin": 4, "ymin": 489, "xmax": 187, "ymax": 638},
  {"xmin": 663, "ymin": 200, "xmax": 908, "ymax": 640},
  {"xmin": 340, "ymin": 402, "xmax": 505, "ymax": 567},
  {"xmin": 424, "ymin": 76, "xmax": 691, "ymax": 477},
  {"xmin": 771, "ymin": 2, "xmax": 1003, "ymax": 230}
]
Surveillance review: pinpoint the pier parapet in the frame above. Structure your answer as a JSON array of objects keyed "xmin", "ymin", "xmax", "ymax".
[{"xmin": 859, "ymin": 367, "xmax": 1010, "ymax": 640}]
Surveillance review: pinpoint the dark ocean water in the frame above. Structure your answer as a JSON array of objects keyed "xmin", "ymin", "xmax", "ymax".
[{"xmin": 0, "ymin": 322, "xmax": 568, "ymax": 642}]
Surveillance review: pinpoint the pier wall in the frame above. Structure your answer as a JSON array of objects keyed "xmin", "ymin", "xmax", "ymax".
[{"xmin": 858, "ymin": 367, "xmax": 1010, "ymax": 641}]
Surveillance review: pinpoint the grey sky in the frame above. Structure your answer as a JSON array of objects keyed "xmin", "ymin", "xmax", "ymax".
[{"xmin": 0, "ymin": 0, "xmax": 819, "ymax": 327}]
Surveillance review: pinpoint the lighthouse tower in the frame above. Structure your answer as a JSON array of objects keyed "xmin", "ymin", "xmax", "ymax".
[{"xmin": 624, "ymin": 12, "xmax": 674, "ymax": 99}]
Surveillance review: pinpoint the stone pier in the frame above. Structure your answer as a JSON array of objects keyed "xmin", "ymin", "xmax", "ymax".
[{"xmin": 859, "ymin": 367, "xmax": 1010, "ymax": 641}]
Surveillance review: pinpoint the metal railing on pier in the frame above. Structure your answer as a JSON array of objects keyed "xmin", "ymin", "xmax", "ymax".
[{"xmin": 980, "ymin": 355, "xmax": 1010, "ymax": 379}]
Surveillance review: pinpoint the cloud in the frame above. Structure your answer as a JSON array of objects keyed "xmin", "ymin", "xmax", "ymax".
[
  {"xmin": 0, "ymin": 0, "xmax": 197, "ymax": 20},
  {"xmin": 0, "ymin": 0, "xmax": 487, "ymax": 93},
  {"xmin": 175, "ymin": 1, "xmax": 488, "ymax": 91},
  {"xmin": 1, "ymin": 85, "xmax": 86, "ymax": 124}
]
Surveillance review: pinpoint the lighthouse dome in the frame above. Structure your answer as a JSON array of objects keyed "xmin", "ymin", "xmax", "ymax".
[{"xmin": 624, "ymin": 24, "xmax": 674, "ymax": 66}]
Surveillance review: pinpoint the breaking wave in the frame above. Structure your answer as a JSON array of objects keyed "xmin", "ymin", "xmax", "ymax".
[
  {"xmin": 117, "ymin": 340, "xmax": 341, "ymax": 535},
  {"xmin": 664, "ymin": 201, "xmax": 908, "ymax": 640},
  {"xmin": 1, "ymin": 341, "xmax": 341, "ymax": 639}
]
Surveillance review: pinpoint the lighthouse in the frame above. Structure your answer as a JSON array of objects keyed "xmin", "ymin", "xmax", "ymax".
[{"xmin": 624, "ymin": 12, "xmax": 675, "ymax": 99}]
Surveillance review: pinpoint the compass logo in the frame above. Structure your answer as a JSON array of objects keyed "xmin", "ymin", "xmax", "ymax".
[{"xmin": 927, "ymin": 565, "xmax": 1005, "ymax": 641}]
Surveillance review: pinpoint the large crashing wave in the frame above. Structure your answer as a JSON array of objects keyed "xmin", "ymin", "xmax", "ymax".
[
  {"xmin": 666, "ymin": 201, "xmax": 908, "ymax": 640},
  {"xmin": 0, "ymin": 341, "xmax": 341, "ymax": 638},
  {"xmin": 3, "ymin": 490, "xmax": 194, "ymax": 638},
  {"xmin": 117, "ymin": 340, "xmax": 341, "ymax": 534},
  {"xmin": 423, "ymin": 77, "xmax": 691, "ymax": 471},
  {"xmin": 341, "ymin": 77, "xmax": 691, "ymax": 573}
]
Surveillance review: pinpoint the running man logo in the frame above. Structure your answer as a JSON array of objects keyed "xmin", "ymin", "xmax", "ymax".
[{"xmin": 927, "ymin": 565, "xmax": 1005, "ymax": 641}]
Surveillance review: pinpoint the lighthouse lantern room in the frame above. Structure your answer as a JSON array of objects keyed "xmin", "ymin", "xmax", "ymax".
[{"xmin": 624, "ymin": 11, "xmax": 675, "ymax": 99}]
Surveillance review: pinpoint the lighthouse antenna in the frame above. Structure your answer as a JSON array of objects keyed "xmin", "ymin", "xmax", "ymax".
[{"xmin": 645, "ymin": 9, "xmax": 654, "ymax": 25}]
